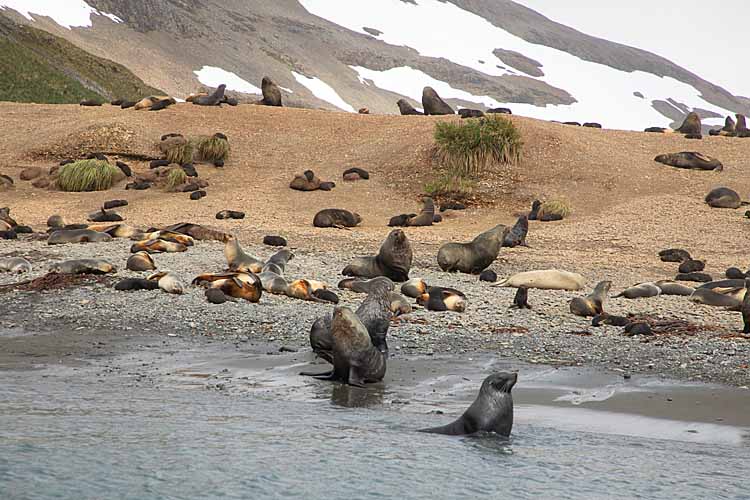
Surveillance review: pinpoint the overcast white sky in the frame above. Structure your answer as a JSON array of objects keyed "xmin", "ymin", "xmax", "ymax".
[{"xmin": 513, "ymin": 0, "xmax": 748, "ymax": 96}]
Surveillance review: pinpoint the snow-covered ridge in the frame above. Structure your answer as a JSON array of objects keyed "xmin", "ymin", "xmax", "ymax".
[
  {"xmin": 299, "ymin": 0, "xmax": 734, "ymax": 129},
  {"xmin": 0, "ymin": 0, "xmax": 122, "ymax": 29},
  {"xmin": 193, "ymin": 66, "xmax": 261, "ymax": 95},
  {"xmin": 292, "ymin": 72, "xmax": 355, "ymax": 112}
]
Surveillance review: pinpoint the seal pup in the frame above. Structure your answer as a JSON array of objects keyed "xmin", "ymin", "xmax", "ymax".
[
  {"xmin": 397, "ymin": 99, "xmax": 424, "ymax": 116},
  {"xmin": 138, "ymin": 230, "xmax": 194, "ymax": 246},
  {"xmin": 216, "ymin": 210, "xmax": 245, "ymax": 220},
  {"xmin": 654, "ymin": 152, "xmax": 723, "ymax": 171},
  {"xmin": 679, "ymin": 259, "xmax": 705, "ymax": 274},
  {"xmin": 592, "ymin": 314, "xmax": 630, "ymax": 327},
  {"xmin": 492, "ymin": 270, "xmax": 585, "ymax": 291},
  {"xmin": 417, "ymin": 286, "xmax": 467, "ymax": 312},
  {"xmin": 388, "ymin": 213, "xmax": 416, "ymax": 227},
  {"xmin": 342, "ymin": 229, "xmax": 412, "ymax": 282},
  {"xmin": 313, "ymin": 209, "xmax": 362, "ymax": 229},
  {"xmin": 437, "ymin": 224, "xmax": 509, "ymax": 274},
  {"xmin": 705, "ymin": 187, "xmax": 743, "ymax": 209},
  {"xmin": 192, "ymin": 84, "xmax": 226, "ymax": 106},
  {"xmin": 406, "ymin": 197, "xmax": 436, "ymax": 227},
  {"xmin": 49, "ymin": 259, "xmax": 115, "ymax": 275},
  {"xmin": 114, "ymin": 278, "xmax": 160, "ymax": 291},
  {"xmin": 130, "ymin": 239, "xmax": 187, "ymax": 254},
  {"xmin": 502, "ymin": 215, "xmax": 529, "ymax": 248},
  {"xmin": 88, "ymin": 209, "xmax": 123, "ymax": 223},
  {"xmin": 148, "ymin": 272, "xmax": 185, "ymax": 295},
  {"xmin": 676, "ymin": 272, "xmax": 712, "ymax": 283},
  {"xmin": 726, "ymin": 268, "xmax": 748, "ymax": 279},
  {"xmin": 422, "ymin": 87, "xmax": 454, "ymax": 115},
  {"xmin": 0, "ymin": 257, "xmax": 31, "ymax": 274},
  {"xmin": 615, "ymin": 282, "xmax": 661, "ymax": 299},
  {"xmin": 419, "ymin": 372, "xmax": 516, "ymax": 437},
  {"xmin": 401, "ymin": 278, "xmax": 428, "ymax": 299},
  {"xmin": 479, "ymin": 270, "xmax": 497, "ymax": 282},
  {"xmin": 224, "ymin": 236, "xmax": 264, "ymax": 273},
  {"xmin": 103, "ymin": 199, "xmax": 128, "ymax": 210},
  {"xmin": 510, "ymin": 287, "xmax": 531, "ymax": 309},
  {"xmin": 659, "ymin": 248, "xmax": 691, "ymax": 263},
  {"xmin": 624, "ymin": 322, "xmax": 653, "ymax": 337},
  {"xmin": 127, "ymin": 252, "xmax": 156, "ymax": 271},
  {"xmin": 570, "ymin": 281, "xmax": 611, "ymax": 317},
  {"xmin": 48, "ymin": 229, "xmax": 113, "ymax": 245},
  {"xmin": 263, "ymin": 235, "xmax": 287, "ymax": 247}
]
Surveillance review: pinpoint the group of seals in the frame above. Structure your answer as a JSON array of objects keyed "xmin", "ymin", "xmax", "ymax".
[
  {"xmin": 709, "ymin": 114, "xmax": 750, "ymax": 138},
  {"xmin": 289, "ymin": 170, "xmax": 335, "ymax": 192},
  {"xmin": 388, "ymin": 197, "xmax": 440, "ymax": 227}
]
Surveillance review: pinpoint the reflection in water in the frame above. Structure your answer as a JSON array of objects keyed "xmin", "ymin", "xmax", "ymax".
[{"xmin": 329, "ymin": 383, "xmax": 385, "ymax": 408}]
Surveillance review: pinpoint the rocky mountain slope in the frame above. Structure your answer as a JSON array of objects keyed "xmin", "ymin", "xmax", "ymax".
[{"xmin": 1, "ymin": 0, "xmax": 747, "ymax": 129}]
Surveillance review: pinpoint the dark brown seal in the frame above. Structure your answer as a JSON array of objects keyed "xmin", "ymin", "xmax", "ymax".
[
  {"xmin": 342, "ymin": 229, "xmax": 413, "ymax": 282},
  {"xmin": 396, "ymin": 99, "xmax": 423, "ymax": 116},
  {"xmin": 313, "ymin": 209, "xmax": 362, "ymax": 229},
  {"xmin": 705, "ymin": 187, "xmax": 742, "ymax": 209},
  {"xmin": 569, "ymin": 281, "xmax": 611, "ymax": 317},
  {"xmin": 437, "ymin": 224, "xmax": 509, "ymax": 274},
  {"xmin": 422, "ymin": 87, "xmax": 454, "ymax": 115},
  {"xmin": 259, "ymin": 77, "xmax": 282, "ymax": 106},
  {"xmin": 193, "ymin": 84, "xmax": 226, "ymax": 106},
  {"xmin": 675, "ymin": 112, "xmax": 701, "ymax": 135},
  {"xmin": 654, "ymin": 152, "xmax": 723, "ymax": 171}
]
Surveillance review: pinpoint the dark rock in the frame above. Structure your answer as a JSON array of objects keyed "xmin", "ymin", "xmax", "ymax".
[
  {"xmin": 150, "ymin": 160, "xmax": 170, "ymax": 169},
  {"xmin": 263, "ymin": 235, "xmax": 287, "ymax": 247},
  {"xmin": 19, "ymin": 167, "xmax": 42, "ymax": 181}
]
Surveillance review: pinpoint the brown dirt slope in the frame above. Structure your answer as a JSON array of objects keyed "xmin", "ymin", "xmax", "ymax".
[{"xmin": 1, "ymin": 103, "xmax": 749, "ymax": 283}]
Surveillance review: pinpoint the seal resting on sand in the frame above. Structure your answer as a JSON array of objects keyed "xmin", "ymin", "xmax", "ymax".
[
  {"xmin": 419, "ymin": 372, "xmax": 516, "ymax": 437},
  {"xmin": 570, "ymin": 281, "xmax": 611, "ymax": 317},
  {"xmin": 192, "ymin": 84, "xmax": 226, "ymax": 106},
  {"xmin": 289, "ymin": 170, "xmax": 321, "ymax": 191},
  {"xmin": 705, "ymin": 187, "xmax": 742, "ymax": 209},
  {"xmin": 709, "ymin": 116, "xmax": 736, "ymax": 137},
  {"xmin": 397, "ymin": 99, "xmax": 423, "ymax": 115},
  {"xmin": 313, "ymin": 209, "xmax": 362, "ymax": 229},
  {"xmin": 48, "ymin": 229, "xmax": 113, "ymax": 245},
  {"xmin": 437, "ymin": 225, "xmax": 508, "ymax": 274},
  {"xmin": 675, "ymin": 112, "xmax": 702, "ymax": 135},
  {"xmin": 422, "ymin": 87, "xmax": 454, "ymax": 115},
  {"xmin": 654, "ymin": 152, "xmax": 723, "ymax": 171},
  {"xmin": 343, "ymin": 229, "xmax": 412, "ymax": 282},
  {"xmin": 258, "ymin": 77, "xmax": 282, "ymax": 106},
  {"xmin": 49, "ymin": 259, "xmax": 115, "ymax": 275}
]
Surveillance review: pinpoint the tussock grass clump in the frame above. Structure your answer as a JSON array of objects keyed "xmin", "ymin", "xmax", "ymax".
[
  {"xmin": 434, "ymin": 115, "xmax": 522, "ymax": 177},
  {"xmin": 538, "ymin": 199, "xmax": 572, "ymax": 219},
  {"xmin": 57, "ymin": 159, "xmax": 119, "ymax": 192},
  {"xmin": 195, "ymin": 135, "xmax": 230, "ymax": 162},
  {"xmin": 424, "ymin": 174, "xmax": 477, "ymax": 199},
  {"xmin": 164, "ymin": 142, "xmax": 194, "ymax": 165},
  {"xmin": 164, "ymin": 168, "xmax": 187, "ymax": 191}
]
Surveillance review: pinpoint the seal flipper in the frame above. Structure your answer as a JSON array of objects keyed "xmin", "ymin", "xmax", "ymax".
[
  {"xmin": 299, "ymin": 369, "xmax": 334, "ymax": 378},
  {"xmin": 419, "ymin": 414, "xmax": 476, "ymax": 435},
  {"xmin": 347, "ymin": 367, "xmax": 367, "ymax": 388}
]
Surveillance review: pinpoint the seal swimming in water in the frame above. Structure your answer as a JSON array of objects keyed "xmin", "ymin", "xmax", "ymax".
[
  {"xmin": 192, "ymin": 84, "xmax": 226, "ymax": 106},
  {"xmin": 615, "ymin": 282, "xmax": 661, "ymax": 299},
  {"xmin": 492, "ymin": 270, "xmax": 585, "ymax": 291},
  {"xmin": 0, "ymin": 257, "xmax": 31, "ymax": 274},
  {"xmin": 313, "ymin": 209, "xmax": 362, "ymax": 229},
  {"xmin": 705, "ymin": 187, "xmax": 743, "ymax": 209},
  {"xmin": 422, "ymin": 87, "xmax": 454, "ymax": 115},
  {"xmin": 224, "ymin": 236, "xmax": 264, "ymax": 273},
  {"xmin": 305, "ymin": 306, "xmax": 388, "ymax": 387},
  {"xmin": 49, "ymin": 259, "xmax": 115, "ymax": 275},
  {"xmin": 437, "ymin": 224, "xmax": 509, "ymax": 274},
  {"xmin": 127, "ymin": 251, "xmax": 156, "ymax": 271},
  {"xmin": 654, "ymin": 152, "xmax": 723, "ymax": 171},
  {"xmin": 570, "ymin": 281, "xmax": 611, "ymax": 317},
  {"xmin": 419, "ymin": 372, "xmax": 516, "ymax": 437},
  {"xmin": 502, "ymin": 216, "xmax": 529, "ymax": 248},
  {"xmin": 342, "ymin": 229, "xmax": 413, "ymax": 282},
  {"xmin": 48, "ymin": 229, "xmax": 113, "ymax": 245}
]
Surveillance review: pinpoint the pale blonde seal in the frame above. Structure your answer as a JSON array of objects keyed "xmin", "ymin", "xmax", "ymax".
[{"xmin": 491, "ymin": 270, "xmax": 585, "ymax": 291}]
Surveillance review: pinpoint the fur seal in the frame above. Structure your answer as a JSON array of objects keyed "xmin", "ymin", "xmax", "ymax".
[
  {"xmin": 569, "ymin": 281, "xmax": 611, "ymax": 317},
  {"xmin": 705, "ymin": 187, "xmax": 742, "ymax": 209},
  {"xmin": 675, "ymin": 112, "xmax": 701, "ymax": 135},
  {"xmin": 313, "ymin": 209, "xmax": 362, "ymax": 229},
  {"xmin": 399, "ymin": 197, "xmax": 435, "ymax": 227},
  {"xmin": 741, "ymin": 279, "xmax": 750, "ymax": 333},
  {"xmin": 215, "ymin": 210, "xmax": 245, "ymax": 220},
  {"xmin": 259, "ymin": 77, "xmax": 282, "ymax": 106},
  {"xmin": 340, "ymin": 277, "xmax": 396, "ymax": 294},
  {"xmin": 148, "ymin": 272, "xmax": 185, "ymax": 295},
  {"xmin": 676, "ymin": 272, "xmax": 712, "ymax": 283},
  {"xmin": 139, "ymin": 230, "xmax": 194, "ymax": 246},
  {"xmin": 190, "ymin": 190, "xmax": 206, "ymax": 200},
  {"xmin": 307, "ymin": 306, "xmax": 387, "ymax": 387},
  {"xmin": 0, "ymin": 257, "xmax": 31, "ymax": 274},
  {"xmin": 88, "ymin": 209, "xmax": 123, "ymax": 223},
  {"xmin": 420, "ymin": 372, "xmax": 516, "ymax": 437},
  {"xmin": 130, "ymin": 239, "xmax": 187, "ymax": 254},
  {"xmin": 126, "ymin": 181, "xmax": 151, "ymax": 190},
  {"xmin": 120, "ymin": 101, "xmax": 136, "ymax": 109},
  {"xmin": 615, "ymin": 282, "xmax": 661, "ymax": 299},
  {"xmin": 49, "ymin": 259, "xmax": 115, "ymax": 274},
  {"xmin": 79, "ymin": 99, "xmax": 102, "ymax": 107},
  {"xmin": 127, "ymin": 251, "xmax": 156, "ymax": 271},
  {"xmin": 417, "ymin": 286, "xmax": 467, "ymax": 312},
  {"xmin": 149, "ymin": 99, "xmax": 174, "ymax": 111},
  {"xmin": 459, "ymin": 109, "xmax": 485, "ymax": 119},
  {"xmin": 342, "ymin": 229, "xmax": 412, "ymax": 282},
  {"xmin": 193, "ymin": 271, "xmax": 263, "ymax": 302},
  {"xmin": 654, "ymin": 280, "xmax": 695, "ymax": 296},
  {"xmin": 492, "ymin": 270, "xmax": 585, "ymax": 291},
  {"xmin": 397, "ymin": 99, "xmax": 423, "ymax": 116},
  {"xmin": 181, "ymin": 164, "xmax": 198, "ymax": 177},
  {"xmin": 592, "ymin": 314, "xmax": 630, "ymax": 327},
  {"xmin": 263, "ymin": 235, "xmax": 287, "ymax": 247},
  {"xmin": 192, "ymin": 85, "xmax": 226, "ymax": 106},
  {"xmin": 48, "ymin": 229, "xmax": 113, "ymax": 245},
  {"xmin": 654, "ymin": 152, "xmax": 723, "ymax": 171},
  {"xmin": 645, "ymin": 127, "xmax": 669, "ymax": 133},
  {"xmin": 510, "ymin": 287, "xmax": 531, "ymax": 309},
  {"xmin": 313, "ymin": 289, "xmax": 340, "ymax": 304},
  {"xmin": 709, "ymin": 116, "xmax": 736, "ymax": 137},
  {"xmin": 400, "ymin": 277, "xmax": 428, "ymax": 298},
  {"xmin": 318, "ymin": 181, "xmax": 335, "ymax": 191},
  {"xmin": 342, "ymin": 167, "xmax": 369, "ymax": 180},
  {"xmin": 422, "ymin": 87, "xmax": 454, "ymax": 115},
  {"xmin": 659, "ymin": 248, "xmax": 691, "ymax": 263},
  {"xmin": 583, "ymin": 122, "xmax": 602, "ymax": 128},
  {"xmin": 624, "ymin": 322, "xmax": 653, "ymax": 337},
  {"xmin": 114, "ymin": 278, "xmax": 160, "ymax": 291},
  {"xmin": 735, "ymin": 114, "xmax": 750, "ymax": 138},
  {"xmin": 289, "ymin": 170, "xmax": 321, "ymax": 191},
  {"xmin": 205, "ymin": 288, "xmax": 230, "ymax": 304},
  {"xmin": 479, "ymin": 270, "xmax": 497, "ymax": 282},
  {"xmin": 487, "ymin": 108, "xmax": 512, "ymax": 115},
  {"xmin": 679, "ymin": 259, "xmax": 705, "ymax": 274},
  {"xmin": 103, "ymin": 199, "xmax": 128, "ymax": 210},
  {"xmin": 437, "ymin": 224, "xmax": 509, "ymax": 274},
  {"xmin": 388, "ymin": 214, "xmax": 416, "ymax": 227},
  {"xmin": 502, "ymin": 216, "xmax": 529, "ymax": 248},
  {"xmin": 726, "ymin": 268, "xmax": 747, "ymax": 279},
  {"xmin": 690, "ymin": 287, "xmax": 742, "ymax": 308},
  {"xmin": 162, "ymin": 223, "xmax": 230, "ymax": 242},
  {"xmin": 224, "ymin": 237, "xmax": 264, "ymax": 273}
]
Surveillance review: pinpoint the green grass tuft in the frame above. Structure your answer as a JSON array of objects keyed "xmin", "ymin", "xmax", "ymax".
[
  {"xmin": 434, "ymin": 115, "xmax": 522, "ymax": 177},
  {"xmin": 57, "ymin": 160, "xmax": 120, "ymax": 192},
  {"xmin": 539, "ymin": 199, "xmax": 572, "ymax": 219},
  {"xmin": 164, "ymin": 142, "xmax": 194, "ymax": 165},
  {"xmin": 195, "ymin": 136, "xmax": 230, "ymax": 162},
  {"xmin": 164, "ymin": 168, "xmax": 187, "ymax": 191}
]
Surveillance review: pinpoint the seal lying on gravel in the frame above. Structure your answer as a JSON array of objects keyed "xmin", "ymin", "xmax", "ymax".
[
  {"xmin": 49, "ymin": 259, "xmax": 115, "ymax": 275},
  {"xmin": 417, "ymin": 286, "xmax": 467, "ymax": 312},
  {"xmin": 654, "ymin": 280, "xmax": 695, "ymax": 296},
  {"xmin": 139, "ymin": 230, "xmax": 195, "ymax": 247},
  {"xmin": 127, "ymin": 252, "xmax": 156, "ymax": 271},
  {"xmin": 690, "ymin": 287, "xmax": 743, "ymax": 308},
  {"xmin": 114, "ymin": 278, "xmax": 160, "ymax": 291},
  {"xmin": 48, "ymin": 229, "xmax": 113, "ymax": 245},
  {"xmin": 437, "ymin": 224, "xmax": 508, "ymax": 274},
  {"xmin": 420, "ymin": 372, "xmax": 516, "ymax": 437},
  {"xmin": 705, "ymin": 187, "xmax": 743, "ymax": 209},
  {"xmin": 225, "ymin": 237, "xmax": 264, "ymax": 273},
  {"xmin": 0, "ymin": 257, "xmax": 31, "ymax": 274},
  {"xmin": 502, "ymin": 216, "xmax": 529, "ymax": 248},
  {"xmin": 343, "ymin": 229, "xmax": 412, "ymax": 282},
  {"xmin": 313, "ymin": 209, "xmax": 362, "ymax": 229},
  {"xmin": 492, "ymin": 270, "xmax": 585, "ymax": 291},
  {"xmin": 192, "ymin": 272, "xmax": 263, "ymax": 302},
  {"xmin": 305, "ymin": 306, "xmax": 387, "ymax": 387},
  {"xmin": 148, "ymin": 272, "xmax": 185, "ymax": 295},
  {"xmin": 615, "ymin": 282, "xmax": 661, "ymax": 299},
  {"xmin": 340, "ymin": 276, "xmax": 396, "ymax": 293},
  {"xmin": 130, "ymin": 239, "xmax": 187, "ymax": 254},
  {"xmin": 162, "ymin": 223, "xmax": 230, "ymax": 242},
  {"xmin": 654, "ymin": 152, "xmax": 723, "ymax": 171},
  {"xmin": 570, "ymin": 281, "xmax": 611, "ymax": 317},
  {"xmin": 216, "ymin": 210, "xmax": 245, "ymax": 220}
]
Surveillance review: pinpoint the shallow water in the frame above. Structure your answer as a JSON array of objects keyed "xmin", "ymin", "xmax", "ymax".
[{"xmin": 1, "ymin": 362, "xmax": 749, "ymax": 500}]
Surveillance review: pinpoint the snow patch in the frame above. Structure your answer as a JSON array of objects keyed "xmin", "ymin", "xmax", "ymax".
[
  {"xmin": 300, "ymin": 0, "xmax": 734, "ymax": 130},
  {"xmin": 280, "ymin": 86, "xmax": 294, "ymax": 94},
  {"xmin": 292, "ymin": 72, "xmax": 355, "ymax": 112},
  {"xmin": 0, "ymin": 0, "xmax": 122, "ymax": 29},
  {"xmin": 193, "ymin": 66, "xmax": 261, "ymax": 95}
]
